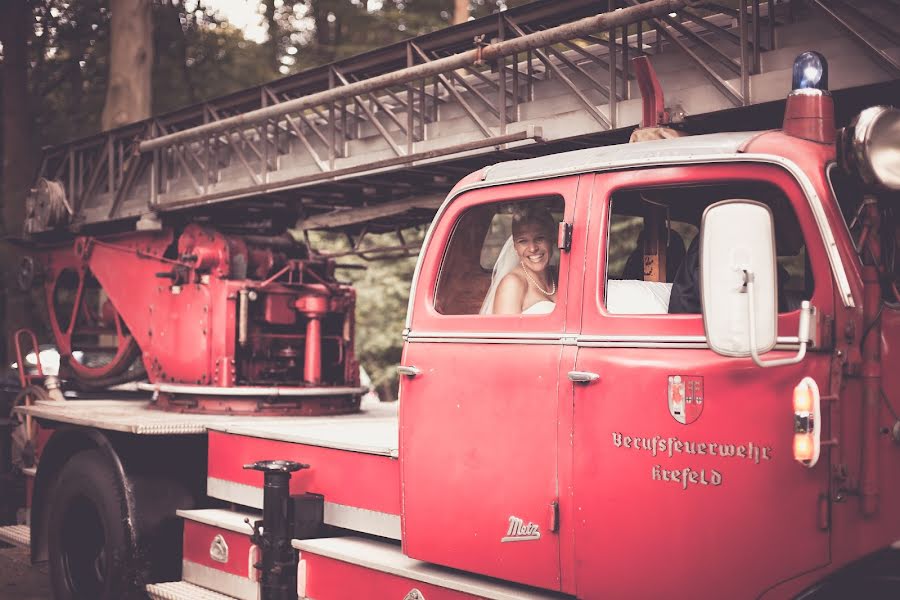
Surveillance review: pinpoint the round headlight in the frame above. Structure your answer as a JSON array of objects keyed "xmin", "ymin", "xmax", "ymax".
[{"xmin": 840, "ymin": 106, "xmax": 900, "ymax": 190}]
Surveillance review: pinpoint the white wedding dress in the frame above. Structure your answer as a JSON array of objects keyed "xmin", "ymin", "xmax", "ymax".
[{"xmin": 522, "ymin": 300, "xmax": 556, "ymax": 315}]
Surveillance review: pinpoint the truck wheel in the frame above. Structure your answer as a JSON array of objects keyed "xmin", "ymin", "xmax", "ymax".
[{"xmin": 47, "ymin": 450, "xmax": 137, "ymax": 600}]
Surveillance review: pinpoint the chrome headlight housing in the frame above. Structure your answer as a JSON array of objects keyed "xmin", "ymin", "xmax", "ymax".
[{"xmin": 839, "ymin": 106, "xmax": 900, "ymax": 190}]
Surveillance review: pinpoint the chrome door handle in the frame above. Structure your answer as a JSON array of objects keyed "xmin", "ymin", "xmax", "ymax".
[
  {"xmin": 568, "ymin": 371, "xmax": 600, "ymax": 384},
  {"xmin": 397, "ymin": 365, "xmax": 422, "ymax": 377}
]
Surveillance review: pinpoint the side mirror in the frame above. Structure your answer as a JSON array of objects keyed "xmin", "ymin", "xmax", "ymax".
[
  {"xmin": 701, "ymin": 200, "xmax": 777, "ymax": 357},
  {"xmin": 700, "ymin": 200, "xmax": 812, "ymax": 367}
]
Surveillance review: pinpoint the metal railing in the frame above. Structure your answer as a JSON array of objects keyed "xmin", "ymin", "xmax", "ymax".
[{"xmin": 26, "ymin": 0, "xmax": 899, "ymax": 237}]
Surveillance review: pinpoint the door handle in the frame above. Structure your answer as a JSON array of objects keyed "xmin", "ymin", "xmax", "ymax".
[
  {"xmin": 568, "ymin": 371, "xmax": 600, "ymax": 384},
  {"xmin": 397, "ymin": 365, "xmax": 422, "ymax": 377}
]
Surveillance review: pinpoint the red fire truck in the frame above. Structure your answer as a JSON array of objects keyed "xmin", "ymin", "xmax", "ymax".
[{"xmin": 2, "ymin": 1, "xmax": 900, "ymax": 598}]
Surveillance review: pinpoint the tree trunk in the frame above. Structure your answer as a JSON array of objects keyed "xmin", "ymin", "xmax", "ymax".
[
  {"xmin": 453, "ymin": 0, "xmax": 469, "ymax": 24},
  {"xmin": 102, "ymin": 0, "xmax": 154, "ymax": 130},
  {"xmin": 262, "ymin": 0, "xmax": 280, "ymax": 72},
  {"xmin": 0, "ymin": 0, "xmax": 37, "ymax": 364}
]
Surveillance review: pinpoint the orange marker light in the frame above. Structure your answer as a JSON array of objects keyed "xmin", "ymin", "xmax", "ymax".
[
  {"xmin": 792, "ymin": 377, "xmax": 821, "ymax": 467},
  {"xmin": 793, "ymin": 433, "xmax": 814, "ymax": 462},
  {"xmin": 793, "ymin": 381, "xmax": 815, "ymax": 414}
]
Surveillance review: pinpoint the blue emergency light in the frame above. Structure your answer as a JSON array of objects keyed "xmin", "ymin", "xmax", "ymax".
[{"xmin": 791, "ymin": 51, "xmax": 829, "ymax": 91}]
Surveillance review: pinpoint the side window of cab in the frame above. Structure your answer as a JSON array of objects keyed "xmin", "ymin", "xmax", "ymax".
[
  {"xmin": 434, "ymin": 196, "xmax": 565, "ymax": 316},
  {"xmin": 604, "ymin": 180, "xmax": 813, "ymax": 316}
]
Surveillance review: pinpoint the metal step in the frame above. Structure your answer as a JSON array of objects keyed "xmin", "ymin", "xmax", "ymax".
[
  {"xmin": 177, "ymin": 508, "xmax": 261, "ymax": 600},
  {"xmin": 0, "ymin": 525, "xmax": 30, "ymax": 549},
  {"xmin": 294, "ymin": 536, "xmax": 568, "ymax": 600},
  {"xmin": 147, "ymin": 581, "xmax": 239, "ymax": 600}
]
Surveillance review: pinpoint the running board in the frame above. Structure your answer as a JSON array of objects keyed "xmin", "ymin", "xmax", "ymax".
[
  {"xmin": 0, "ymin": 525, "xmax": 30, "ymax": 549},
  {"xmin": 176, "ymin": 508, "xmax": 261, "ymax": 600},
  {"xmin": 147, "ymin": 581, "xmax": 239, "ymax": 600},
  {"xmin": 294, "ymin": 536, "xmax": 571, "ymax": 600}
]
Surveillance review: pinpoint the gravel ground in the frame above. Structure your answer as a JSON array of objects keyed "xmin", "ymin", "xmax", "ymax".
[{"xmin": 0, "ymin": 543, "xmax": 51, "ymax": 600}]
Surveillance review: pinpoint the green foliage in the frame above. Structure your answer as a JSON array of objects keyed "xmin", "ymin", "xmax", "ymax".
[
  {"xmin": 24, "ymin": 1, "xmax": 280, "ymax": 146},
  {"xmin": 265, "ymin": 0, "xmax": 538, "ymax": 75},
  {"xmin": 306, "ymin": 228, "xmax": 425, "ymax": 399},
  {"xmin": 154, "ymin": 3, "xmax": 276, "ymax": 114},
  {"xmin": 21, "ymin": 0, "xmax": 536, "ymax": 145},
  {"xmin": 345, "ymin": 254, "xmax": 418, "ymax": 400},
  {"xmin": 29, "ymin": 0, "xmax": 111, "ymax": 144}
]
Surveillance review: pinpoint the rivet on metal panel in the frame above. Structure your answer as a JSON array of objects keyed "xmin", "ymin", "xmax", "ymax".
[{"xmin": 403, "ymin": 590, "xmax": 425, "ymax": 600}]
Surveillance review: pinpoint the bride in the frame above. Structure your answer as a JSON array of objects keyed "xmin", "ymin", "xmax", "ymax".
[{"xmin": 480, "ymin": 206, "xmax": 558, "ymax": 315}]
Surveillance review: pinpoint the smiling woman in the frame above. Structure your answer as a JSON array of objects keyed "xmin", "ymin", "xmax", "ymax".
[
  {"xmin": 433, "ymin": 197, "xmax": 563, "ymax": 316},
  {"xmin": 489, "ymin": 207, "xmax": 559, "ymax": 315}
]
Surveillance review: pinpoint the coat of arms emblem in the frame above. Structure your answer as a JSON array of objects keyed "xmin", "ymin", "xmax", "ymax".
[{"xmin": 668, "ymin": 375, "xmax": 703, "ymax": 424}]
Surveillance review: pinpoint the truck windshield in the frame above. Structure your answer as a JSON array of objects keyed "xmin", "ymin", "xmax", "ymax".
[{"xmin": 604, "ymin": 181, "xmax": 812, "ymax": 315}]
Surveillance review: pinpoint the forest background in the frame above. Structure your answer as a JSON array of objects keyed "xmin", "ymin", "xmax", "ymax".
[{"xmin": 0, "ymin": 0, "xmax": 530, "ymax": 397}]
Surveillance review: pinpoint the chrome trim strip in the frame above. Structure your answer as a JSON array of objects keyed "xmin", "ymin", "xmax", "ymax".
[
  {"xmin": 578, "ymin": 335, "xmax": 706, "ymax": 343},
  {"xmin": 134, "ymin": 382, "xmax": 366, "ymax": 397},
  {"xmin": 182, "ymin": 560, "xmax": 259, "ymax": 600},
  {"xmin": 755, "ymin": 154, "xmax": 854, "ymax": 308},
  {"xmin": 405, "ymin": 331, "xmax": 574, "ymax": 345},
  {"xmin": 406, "ymin": 331, "xmax": 565, "ymax": 340},
  {"xmin": 207, "ymin": 478, "xmax": 402, "ymax": 540},
  {"xmin": 405, "ymin": 151, "xmax": 855, "ymax": 330},
  {"xmin": 577, "ymin": 341, "xmax": 708, "ymax": 349},
  {"xmin": 404, "ymin": 333, "xmax": 800, "ymax": 349},
  {"xmin": 323, "ymin": 503, "xmax": 402, "ymax": 541}
]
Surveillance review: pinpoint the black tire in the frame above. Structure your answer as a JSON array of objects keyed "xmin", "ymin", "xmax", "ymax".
[{"xmin": 47, "ymin": 450, "xmax": 142, "ymax": 600}]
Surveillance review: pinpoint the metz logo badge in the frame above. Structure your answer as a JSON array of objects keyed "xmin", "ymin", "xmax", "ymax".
[
  {"xmin": 668, "ymin": 375, "xmax": 703, "ymax": 425},
  {"xmin": 501, "ymin": 516, "xmax": 541, "ymax": 542}
]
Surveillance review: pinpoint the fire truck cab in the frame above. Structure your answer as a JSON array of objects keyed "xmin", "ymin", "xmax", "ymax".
[{"xmin": 397, "ymin": 59, "xmax": 900, "ymax": 597}]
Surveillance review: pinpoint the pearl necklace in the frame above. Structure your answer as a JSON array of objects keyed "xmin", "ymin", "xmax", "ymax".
[{"xmin": 520, "ymin": 262, "xmax": 556, "ymax": 296}]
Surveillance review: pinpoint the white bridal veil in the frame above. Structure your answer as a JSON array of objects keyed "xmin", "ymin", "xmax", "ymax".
[{"xmin": 479, "ymin": 236, "xmax": 520, "ymax": 315}]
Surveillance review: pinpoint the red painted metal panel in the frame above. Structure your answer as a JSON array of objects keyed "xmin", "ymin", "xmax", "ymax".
[
  {"xmin": 146, "ymin": 283, "xmax": 213, "ymax": 383},
  {"xmin": 182, "ymin": 520, "xmax": 254, "ymax": 578},
  {"xmin": 555, "ymin": 345, "xmax": 578, "ymax": 597},
  {"xmin": 64, "ymin": 231, "xmax": 175, "ymax": 352},
  {"xmin": 401, "ymin": 341, "xmax": 563, "ymax": 590},
  {"xmin": 207, "ymin": 431, "xmax": 400, "ymax": 515},
  {"xmin": 301, "ymin": 552, "xmax": 484, "ymax": 600},
  {"xmin": 557, "ymin": 175, "xmax": 592, "ymax": 595},
  {"xmin": 571, "ymin": 161, "xmax": 837, "ymax": 597},
  {"xmin": 401, "ymin": 174, "xmax": 588, "ymax": 591},
  {"xmin": 571, "ymin": 348, "xmax": 831, "ymax": 598}
]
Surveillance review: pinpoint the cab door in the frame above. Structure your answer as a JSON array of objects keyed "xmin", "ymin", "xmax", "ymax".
[
  {"xmin": 571, "ymin": 164, "xmax": 833, "ymax": 598},
  {"xmin": 400, "ymin": 175, "xmax": 587, "ymax": 591}
]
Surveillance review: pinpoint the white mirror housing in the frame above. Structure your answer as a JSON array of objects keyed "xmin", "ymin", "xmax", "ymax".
[{"xmin": 701, "ymin": 200, "xmax": 778, "ymax": 358}]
